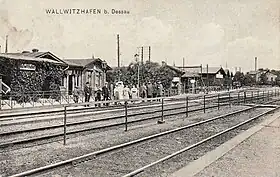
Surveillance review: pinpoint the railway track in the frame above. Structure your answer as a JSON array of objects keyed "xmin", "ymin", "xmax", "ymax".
[
  {"xmin": 0, "ymin": 88, "xmax": 265, "ymax": 124},
  {"xmin": 0, "ymin": 100, "xmax": 226, "ymax": 148},
  {"xmin": 8, "ymin": 104, "xmax": 278, "ymax": 177},
  {"xmin": 0, "ymin": 90, "xmax": 273, "ymax": 126},
  {"xmin": 0, "ymin": 91, "xmax": 278, "ymax": 149}
]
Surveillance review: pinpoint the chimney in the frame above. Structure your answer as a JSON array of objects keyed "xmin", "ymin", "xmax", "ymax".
[
  {"xmin": 255, "ymin": 57, "xmax": 257, "ymax": 71},
  {"xmin": 32, "ymin": 48, "xmax": 39, "ymax": 53}
]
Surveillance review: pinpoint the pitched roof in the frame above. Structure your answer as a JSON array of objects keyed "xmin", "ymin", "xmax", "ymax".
[
  {"xmin": 0, "ymin": 53, "xmax": 65, "ymax": 64},
  {"xmin": 7, "ymin": 52, "xmax": 46, "ymax": 57},
  {"xmin": 183, "ymin": 67, "xmax": 224, "ymax": 74},
  {"xmin": 6, "ymin": 51, "xmax": 64, "ymax": 63},
  {"xmin": 64, "ymin": 58, "xmax": 112, "ymax": 70},
  {"xmin": 165, "ymin": 65, "xmax": 184, "ymax": 73},
  {"xmin": 181, "ymin": 71, "xmax": 200, "ymax": 78},
  {"xmin": 64, "ymin": 59, "xmax": 94, "ymax": 67}
]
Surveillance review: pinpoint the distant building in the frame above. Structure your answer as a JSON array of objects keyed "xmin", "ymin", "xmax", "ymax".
[
  {"xmin": 249, "ymin": 69, "xmax": 277, "ymax": 84},
  {"xmin": 166, "ymin": 64, "xmax": 227, "ymax": 90}
]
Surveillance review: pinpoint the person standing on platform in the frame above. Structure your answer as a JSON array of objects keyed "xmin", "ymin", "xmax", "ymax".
[
  {"xmin": 131, "ymin": 85, "xmax": 138, "ymax": 103},
  {"xmin": 152, "ymin": 82, "xmax": 158, "ymax": 99},
  {"xmin": 158, "ymin": 81, "xmax": 164, "ymax": 101},
  {"xmin": 102, "ymin": 82, "xmax": 110, "ymax": 106},
  {"xmin": 84, "ymin": 82, "xmax": 91, "ymax": 106},
  {"xmin": 123, "ymin": 85, "xmax": 131, "ymax": 100},
  {"xmin": 140, "ymin": 83, "xmax": 147, "ymax": 101},
  {"xmin": 110, "ymin": 82, "xmax": 114, "ymax": 100},
  {"xmin": 73, "ymin": 86, "xmax": 79, "ymax": 103},
  {"xmin": 95, "ymin": 85, "xmax": 102, "ymax": 107},
  {"xmin": 113, "ymin": 83, "xmax": 119, "ymax": 105},
  {"xmin": 147, "ymin": 81, "xmax": 153, "ymax": 101}
]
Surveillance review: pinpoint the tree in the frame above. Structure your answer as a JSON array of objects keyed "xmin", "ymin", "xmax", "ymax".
[
  {"xmin": 243, "ymin": 73, "xmax": 255, "ymax": 86},
  {"xmin": 106, "ymin": 61, "xmax": 177, "ymax": 89},
  {"xmin": 233, "ymin": 71, "xmax": 245, "ymax": 86},
  {"xmin": 233, "ymin": 71, "xmax": 244, "ymax": 82},
  {"xmin": 276, "ymin": 76, "xmax": 280, "ymax": 86},
  {"xmin": 258, "ymin": 73, "xmax": 268, "ymax": 85}
]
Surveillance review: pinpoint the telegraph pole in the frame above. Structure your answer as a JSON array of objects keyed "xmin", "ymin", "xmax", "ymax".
[
  {"xmin": 141, "ymin": 47, "xmax": 144, "ymax": 83},
  {"xmin": 148, "ymin": 46, "xmax": 151, "ymax": 62},
  {"xmin": 206, "ymin": 64, "xmax": 209, "ymax": 93},
  {"xmin": 117, "ymin": 34, "xmax": 120, "ymax": 81},
  {"xmin": 117, "ymin": 34, "xmax": 120, "ymax": 68},
  {"xmin": 141, "ymin": 47, "xmax": 144, "ymax": 65},
  {"xmin": 5, "ymin": 35, "xmax": 8, "ymax": 53}
]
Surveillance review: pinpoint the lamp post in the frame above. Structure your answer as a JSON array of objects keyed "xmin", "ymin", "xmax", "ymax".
[{"xmin": 134, "ymin": 54, "xmax": 140, "ymax": 97}]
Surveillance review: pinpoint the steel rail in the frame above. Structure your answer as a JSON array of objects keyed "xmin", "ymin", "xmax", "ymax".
[
  {"xmin": 0, "ymin": 89, "xmax": 252, "ymax": 120},
  {"xmin": 1, "ymin": 94, "xmax": 276, "ymax": 147},
  {"xmin": 9, "ymin": 106, "xmax": 257, "ymax": 177},
  {"xmin": 122, "ymin": 106, "xmax": 279, "ymax": 177},
  {"xmin": 0, "ymin": 103, "xmax": 230, "ymax": 148},
  {"xmin": 0, "ymin": 102, "xmax": 205, "ymax": 136},
  {"xmin": 0, "ymin": 100, "xmax": 185, "ymax": 121}
]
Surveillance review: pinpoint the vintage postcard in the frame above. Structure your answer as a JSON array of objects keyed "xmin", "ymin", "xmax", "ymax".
[{"xmin": 0, "ymin": 0, "xmax": 280, "ymax": 177}]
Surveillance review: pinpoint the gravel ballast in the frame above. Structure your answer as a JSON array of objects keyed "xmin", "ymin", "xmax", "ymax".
[
  {"xmin": 1, "ymin": 105, "xmax": 249, "ymax": 176},
  {"xmin": 35, "ymin": 107, "xmax": 270, "ymax": 177}
]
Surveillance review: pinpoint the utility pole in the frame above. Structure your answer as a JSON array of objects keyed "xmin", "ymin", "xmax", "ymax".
[
  {"xmin": 148, "ymin": 46, "xmax": 151, "ymax": 62},
  {"xmin": 183, "ymin": 58, "xmax": 185, "ymax": 93},
  {"xmin": 5, "ymin": 35, "xmax": 8, "ymax": 53},
  {"xmin": 254, "ymin": 57, "xmax": 258, "ymax": 84},
  {"xmin": 117, "ymin": 34, "xmax": 120, "ymax": 81},
  {"xmin": 141, "ymin": 47, "xmax": 144, "ymax": 65},
  {"xmin": 206, "ymin": 64, "xmax": 209, "ymax": 93},
  {"xmin": 141, "ymin": 47, "xmax": 144, "ymax": 84},
  {"xmin": 117, "ymin": 34, "xmax": 120, "ymax": 68}
]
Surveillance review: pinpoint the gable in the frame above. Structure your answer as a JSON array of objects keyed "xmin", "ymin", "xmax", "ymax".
[{"xmin": 36, "ymin": 52, "xmax": 66, "ymax": 63}]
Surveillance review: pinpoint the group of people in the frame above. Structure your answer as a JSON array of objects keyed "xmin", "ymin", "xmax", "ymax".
[
  {"xmin": 73, "ymin": 82, "xmax": 110, "ymax": 106},
  {"xmin": 72, "ymin": 80, "xmax": 164, "ymax": 106},
  {"xmin": 138, "ymin": 81, "xmax": 164, "ymax": 99}
]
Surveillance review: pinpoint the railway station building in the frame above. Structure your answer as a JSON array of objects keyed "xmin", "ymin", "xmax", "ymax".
[
  {"xmin": 166, "ymin": 63, "xmax": 227, "ymax": 91},
  {"xmin": 0, "ymin": 49, "xmax": 111, "ymax": 96}
]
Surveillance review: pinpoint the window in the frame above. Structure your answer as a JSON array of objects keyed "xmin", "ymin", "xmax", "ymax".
[{"xmin": 61, "ymin": 77, "xmax": 65, "ymax": 86}]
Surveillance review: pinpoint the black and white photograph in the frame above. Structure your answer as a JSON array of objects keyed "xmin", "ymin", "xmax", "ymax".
[{"xmin": 0, "ymin": 0, "xmax": 280, "ymax": 176}]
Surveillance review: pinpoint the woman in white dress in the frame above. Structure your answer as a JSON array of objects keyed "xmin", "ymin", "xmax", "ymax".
[
  {"xmin": 131, "ymin": 85, "xmax": 138, "ymax": 103},
  {"xmin": 123, "ymin": 85, "xmax": 131, "ymax": 100}
]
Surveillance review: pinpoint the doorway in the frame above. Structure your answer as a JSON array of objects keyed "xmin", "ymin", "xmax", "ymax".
[{"xmin": 68, "ymin": 75, "xmax": 74, "ymax": 95}]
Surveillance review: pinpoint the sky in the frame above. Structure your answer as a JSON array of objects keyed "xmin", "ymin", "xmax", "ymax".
[{"xmin": 0, "ymin": 0, "xmax": 279, "ymax": 72}]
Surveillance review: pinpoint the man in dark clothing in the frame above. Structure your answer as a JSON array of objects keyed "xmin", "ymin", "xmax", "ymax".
[
  {"xmin": 95, "ymin": 85, "xmax": 102, "ymax": 107},
  {"xmin": 147, "ymin": 82, "xmax": 153, "ymax": 101},
  {"xmin": 152, "ymin": 83, "xmax": 158, "ymax": 99},
  {"xmin": 84, "ymin": 82, "xmax": 91, "ymax": 106},
  {"xmin": 102, "ymin": 82, "xmax": 110, "ymax": 106}
]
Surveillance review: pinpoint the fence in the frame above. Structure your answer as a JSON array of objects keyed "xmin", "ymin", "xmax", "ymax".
[
  {"xmin": 0, "ymin": 90, "xmax": 91, "ymax": 110},
  {"xmin": 0, "ymin": 87, "xmax": 278, "ymax": 110},
  {"xmin": 60, "ymin": 89, "xmax": 280, "ymax": 145}
]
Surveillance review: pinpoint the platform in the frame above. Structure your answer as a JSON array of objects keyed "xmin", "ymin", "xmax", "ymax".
[{"xmin": 170, "ymin": 108, "xmax": 280, "ymax": 177}]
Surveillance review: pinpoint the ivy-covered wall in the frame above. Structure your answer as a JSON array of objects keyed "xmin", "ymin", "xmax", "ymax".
[{"xmin": 0, "ymin": 57, "xmax": 64, "ymax": 102}]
